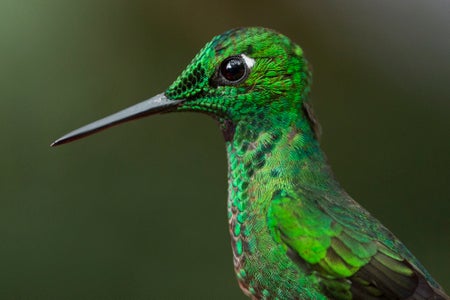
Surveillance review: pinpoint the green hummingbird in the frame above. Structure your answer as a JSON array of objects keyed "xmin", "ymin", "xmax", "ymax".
[{"xmin": 52, "ymin": 27, "xmax": 448, "ymax": 300}]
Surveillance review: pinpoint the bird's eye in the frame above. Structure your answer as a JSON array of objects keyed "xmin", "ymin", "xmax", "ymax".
[
  {"xmin": 219, "ymin": 56, "xmax": 248, "ymax": 84},
  {"xmin": 210, "ymin": 54, "xmax": 254, "ymax": 87}
]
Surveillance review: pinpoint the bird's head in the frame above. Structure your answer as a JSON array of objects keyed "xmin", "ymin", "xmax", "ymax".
[
  {"xmin": 52, "ymin": 27, "xmax": 315, "ymax": 146},
  {"xmin": 167, "ymin": 27, "xmax": 310, "ymax": 120}
]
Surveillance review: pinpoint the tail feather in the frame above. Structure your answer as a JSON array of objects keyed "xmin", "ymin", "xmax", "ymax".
[{"xmin": 407, "ymin": 273, "xmax": 449, "ymax": 300}]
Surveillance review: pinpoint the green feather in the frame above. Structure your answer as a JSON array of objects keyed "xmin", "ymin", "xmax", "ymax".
[{"xmin": 165, "ymin": 27, "xmax": 448, "ymax": 299}]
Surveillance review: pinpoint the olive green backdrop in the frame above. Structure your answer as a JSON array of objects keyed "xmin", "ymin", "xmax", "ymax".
[{"xmin": 0, "ymin": 0, "xmax": 448, "ymax": 299}]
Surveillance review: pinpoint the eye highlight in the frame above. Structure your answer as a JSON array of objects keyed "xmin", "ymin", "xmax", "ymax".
[{"xmin": 212, "ymin": 54, "xmax": 254, "ymax": 86}]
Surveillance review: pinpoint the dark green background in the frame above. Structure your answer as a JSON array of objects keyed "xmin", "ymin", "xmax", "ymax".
[{"xmin": 1, "ymin": 0, "xmax": 448, "ymax": 299}]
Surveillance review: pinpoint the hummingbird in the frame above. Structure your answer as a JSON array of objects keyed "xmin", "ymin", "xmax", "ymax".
[{"xmin": 52, "ymin": 27, "xmax": 448, "ymax": 300}]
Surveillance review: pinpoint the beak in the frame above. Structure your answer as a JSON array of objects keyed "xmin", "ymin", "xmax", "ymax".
[{"xmin": 51, "ymin": 93, "xmax": 184, "ymax": 146}]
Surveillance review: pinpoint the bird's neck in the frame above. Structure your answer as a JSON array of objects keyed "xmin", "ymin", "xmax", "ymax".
[
  {"xmin": 225, "ymin": 112, "xmax": 336, "ymax": 203},
  {"xmin": 223, "ymin": 111, "xmax": 338, "ymax": 270}
]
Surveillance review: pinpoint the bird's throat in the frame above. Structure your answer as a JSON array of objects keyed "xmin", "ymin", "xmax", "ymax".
[{"xmin": 224, "ymin": 115, "xmax": 334, "ymax": 282}]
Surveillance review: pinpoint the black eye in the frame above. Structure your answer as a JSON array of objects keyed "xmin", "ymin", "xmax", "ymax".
[{"xmin": 219, "ymin": 56, "xmax": 248, "ymax": 84}]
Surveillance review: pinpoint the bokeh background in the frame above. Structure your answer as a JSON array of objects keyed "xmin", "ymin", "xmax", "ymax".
[{"xmin": 0, "ymin": 0, "xmax": 449, "ymax": 299}]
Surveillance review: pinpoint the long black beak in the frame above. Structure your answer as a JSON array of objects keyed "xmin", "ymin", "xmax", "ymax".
[{"xmin": 51, "ymin": 93, "xmax": 184, "ymax": 146}]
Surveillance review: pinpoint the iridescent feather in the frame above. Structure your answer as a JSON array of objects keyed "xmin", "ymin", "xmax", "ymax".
[{"xmin": 166, "ymin": 27, "xmax": 448, "ymax": 300}]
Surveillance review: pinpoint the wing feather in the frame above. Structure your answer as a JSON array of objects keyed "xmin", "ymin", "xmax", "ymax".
[{"xmin": 269, "ymin": 191, "xmax": 449, "ymax": 299}]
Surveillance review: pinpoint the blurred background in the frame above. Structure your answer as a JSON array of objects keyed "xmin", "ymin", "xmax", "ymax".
[{"xmin": 0, "ymin": 0, "xmax": 449, "ymax": 298}]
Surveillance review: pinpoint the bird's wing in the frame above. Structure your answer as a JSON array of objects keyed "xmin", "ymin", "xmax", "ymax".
[{"xmin": 268, "ymin": 190, "xmax": 449, "ymax": 300}]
